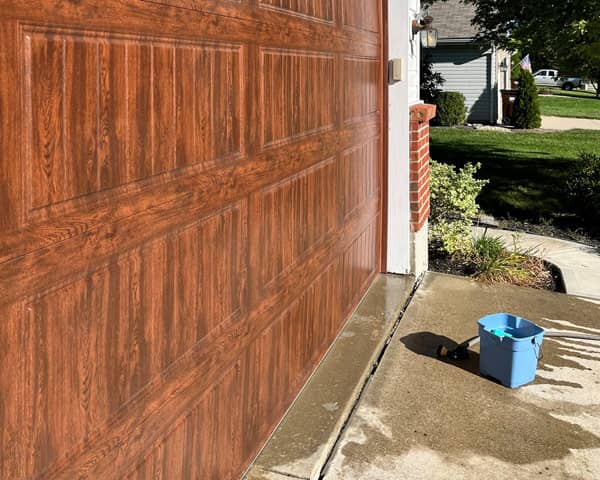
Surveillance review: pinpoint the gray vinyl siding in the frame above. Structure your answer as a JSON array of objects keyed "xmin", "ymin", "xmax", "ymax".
[{"xmin": 428, "ymin": 45, "xmax": 494, "ymax": 123}]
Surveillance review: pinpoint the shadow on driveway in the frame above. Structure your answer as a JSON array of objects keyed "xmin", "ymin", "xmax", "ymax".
[{"xmin": 400, "ymin": 331, "xmax": 481, "ymax": 377}]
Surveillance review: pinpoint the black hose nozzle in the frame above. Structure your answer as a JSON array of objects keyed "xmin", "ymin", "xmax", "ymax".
[{"xmin": 437, "ymin": 344, "xmax": 470, "ymax": 360}]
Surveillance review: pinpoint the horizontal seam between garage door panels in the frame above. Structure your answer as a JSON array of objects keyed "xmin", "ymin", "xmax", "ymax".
[
  {"xmin": 2, "ymin": 2, "xmax": 379, "ymax": 58},
  {"xmin": 139, "ymin": 0, "xmax": 380, "ymax": 44},
  {"xmin": 142, "ymin": 0, "xmax": 337, "ymax": 27},
  {"xmin": 36, "ymin": 196, "xmax": 379, "ymax": 480},
  {"xmin": 0, "ymin": 118, "xmax": 378, "ymax": 261},
  {"xmin": 0, "ymin": 122, "xmax": 378, "ymax": 272},
  {"xmin": 0, "ymin": 122, "xmax": 380, "ymax": 302}
]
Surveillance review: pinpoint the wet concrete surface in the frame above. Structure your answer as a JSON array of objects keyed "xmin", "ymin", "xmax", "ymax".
[
  {"xmin": 245, "ymin": 274, "xmax": 415, "ymax": 480},
  {"xmin": 324, "ymin": 273, "xmax": 600, "ymax": 480}
]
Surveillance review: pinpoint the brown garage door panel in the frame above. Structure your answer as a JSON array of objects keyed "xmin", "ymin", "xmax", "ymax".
[
  {"xmin": 123, "ymin": 218, "xmax": 379, "ymax": 480},
  {"xmin": 21, "ymin": 25, "xmax": 244, "ymax": 217},
  {"xmin": 0, "ymin": 1, "xmax": 382, "ymax": 478},
  {"xmin": 0, "ymin": 204, "xmax": 379, "ymax": 479},
  {"xmin": 1, "ymin": 202, "xmax": 249, "ymax": 478},
  {"xmin": 261, "ymin": 48, "xmax": 336, "ymax": 147},
  {"xmin": 343, "ymin": 0, "xmax": 380, "ymax": 32}
]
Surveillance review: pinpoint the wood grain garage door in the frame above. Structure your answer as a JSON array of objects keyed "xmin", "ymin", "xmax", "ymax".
[{"xmin": 0, "ymin": 1, "xmax": 383, "ymax": 478}]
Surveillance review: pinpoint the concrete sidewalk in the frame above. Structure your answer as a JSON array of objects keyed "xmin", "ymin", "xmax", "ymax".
[
  {"xmin": 472, "ymin": 226, "xmax": 600, "ymax": 300},
  {"xmin": 541, "ymin": 116, "xmax": 600, "ymax": 130},
  {"xmin": 325, "ymin": 273, "xmax": 600, "ymax": 480}
]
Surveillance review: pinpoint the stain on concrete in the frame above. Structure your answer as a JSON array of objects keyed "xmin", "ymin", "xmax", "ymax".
[
  {"xmin": 323, "ymin": 273, "xmax": 600, "ymax": 480},
  {"xmin": 552, "ymin": 411, "xmax": 600, "ymax": 436},
  {"xmin": 326, "ymin": 446, "xmax": 600, "ymax": 480},
  {"xmin": 520, "ymin": 339, "xmax": 600, "ymax": 406},
  {"xmin": 354, "ymin": 406, "xmax": 393, "ymax": 439}
]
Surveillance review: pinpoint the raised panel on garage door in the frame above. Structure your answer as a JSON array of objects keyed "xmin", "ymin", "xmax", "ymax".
[{"xmin": 0, "ymin": 1, "xmax": 383, "ymax": 478}]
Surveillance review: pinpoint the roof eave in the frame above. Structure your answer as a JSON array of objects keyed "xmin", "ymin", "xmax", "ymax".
[{"xmin": 436, "ymin": 37, "xmax": 490, "ymax": 46}]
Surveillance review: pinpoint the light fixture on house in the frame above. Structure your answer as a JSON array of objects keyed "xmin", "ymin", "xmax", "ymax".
[
  {"xmin": 412, "ymin": 13, "xmax": 438, "ymax": 48},
  {"xmin": 420, "ymin": 28, "xmax": 438, "ymax": 48}
]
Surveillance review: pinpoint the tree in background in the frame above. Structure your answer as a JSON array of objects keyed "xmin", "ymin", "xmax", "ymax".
[
  {"xmin": 512, "ymin": 71, "xmax": 541, "ymax": 129},
  {"xmin": 464, "ymin": 0, "xmax": 600, "ymax": 96},
  {"xmin": 579, "ymin": 10, "xmax": 600, "ymax": 95},
  {"xmin": 420, "ymin": 53, "xmax": 445, "ymax": 104}
]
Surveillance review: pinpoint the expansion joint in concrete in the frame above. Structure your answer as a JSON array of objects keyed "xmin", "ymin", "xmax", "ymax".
[{"xmin": 317, "ymin": 275, "xmax": 423, "ymax": 479}]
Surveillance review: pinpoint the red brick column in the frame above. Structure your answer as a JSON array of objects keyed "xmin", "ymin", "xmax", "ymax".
[{"xmin": 409, "ymin": 103, "xmax": 436, "ymax": 232}]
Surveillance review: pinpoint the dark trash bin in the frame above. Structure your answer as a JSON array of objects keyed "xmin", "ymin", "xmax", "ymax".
[{"xmin": 501, "ymin": 89, "xmax": 518, "ymax": 125}]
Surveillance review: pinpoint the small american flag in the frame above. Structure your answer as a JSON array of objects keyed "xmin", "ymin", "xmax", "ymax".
[{"xmin": 519, "ymin": 54, "xmax": 532, "ymax": 73}]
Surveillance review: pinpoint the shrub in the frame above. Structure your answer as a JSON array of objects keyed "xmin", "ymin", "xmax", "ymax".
[
  {"xmin": 472, "ymin": 234, "xmax": 505, "ymax": 261},
  {"xmin": 466, "ymin": 233, "xmax": 552, "ymax": 289},
  {"xmin": 565, "ymin": 152, "xmax": 600, "ymax": 227},
  {"xmin": 433, "ymin": 92, "xmax": 467, "ymax": 126},
  {"xmin": 512, "ymin": 72, "xmax": 541, "ymax": 129},
  {"xmin": 430, "ymin": 160, "xmax": 488, "ymax": 255}
]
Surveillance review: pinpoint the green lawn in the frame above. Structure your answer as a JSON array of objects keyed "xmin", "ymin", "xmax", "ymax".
[
  {"xmin": 539, "ymin": 94, "xmax": 600, "ymax": 119},
  {"xmin": 430, "ymin": 128, "xmax": 600, "ymax": 222}
]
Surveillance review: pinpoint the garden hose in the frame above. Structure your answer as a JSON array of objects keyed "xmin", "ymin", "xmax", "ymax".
[{"xmin": 437, "ymin": 331, "xmax": 600, "ymax": 360}]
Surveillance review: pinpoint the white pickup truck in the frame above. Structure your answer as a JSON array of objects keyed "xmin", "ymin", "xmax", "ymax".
[{"xmin": 533, "ymin": 69, "xmax": 584, "ymax": 90}]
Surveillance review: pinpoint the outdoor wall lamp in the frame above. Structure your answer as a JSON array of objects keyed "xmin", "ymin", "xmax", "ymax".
[{"xmin": 412, "ymin": 14, "xmax": 438, "ymax": 48}]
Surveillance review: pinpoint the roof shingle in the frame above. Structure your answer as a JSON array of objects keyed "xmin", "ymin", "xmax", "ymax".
[{"xmin": 428, "ymin": 0, "xmax": 479, "ymax": 40}]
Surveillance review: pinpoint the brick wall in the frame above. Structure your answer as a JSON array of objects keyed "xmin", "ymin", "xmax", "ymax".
[{"xmin": 409, "ymin": 103, "xmax": 436, "ymax": 232}]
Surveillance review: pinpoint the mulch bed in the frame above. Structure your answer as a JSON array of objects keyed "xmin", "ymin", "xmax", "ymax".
[{"xmin": 429, "ymin": 248, "xmax": 564, "ymax": 293}]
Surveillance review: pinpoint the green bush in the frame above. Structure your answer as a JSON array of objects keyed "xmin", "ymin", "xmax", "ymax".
[
  {"xmin": 565, "ymin": 152, "xmax": 600, "ymax": 226},
  {"xmin": 430, "ymin": 160, "xmax": 488, "ymax": 255},
  {"xmin": 512, "ymin": 72, "xmax": 541, "ymax": 129},
  {"xmin": 434, "ymin": 92, "xmax": 467, "ymax": 126}
]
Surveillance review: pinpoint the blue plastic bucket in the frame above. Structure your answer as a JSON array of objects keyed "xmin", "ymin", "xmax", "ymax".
[{"xmin": 478, "ymin": 313, "xmax": 544, "ymax": 388}]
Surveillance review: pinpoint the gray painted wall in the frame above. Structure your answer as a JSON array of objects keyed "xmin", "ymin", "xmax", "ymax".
[{"xmin": 427, "ymin": 45, "xmax": 496, "ymax": 123}]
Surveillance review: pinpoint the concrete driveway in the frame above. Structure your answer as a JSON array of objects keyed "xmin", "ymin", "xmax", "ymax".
[{"xmin": 324, "ymin": 273, "xmax": 600, "ymax": 480}]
